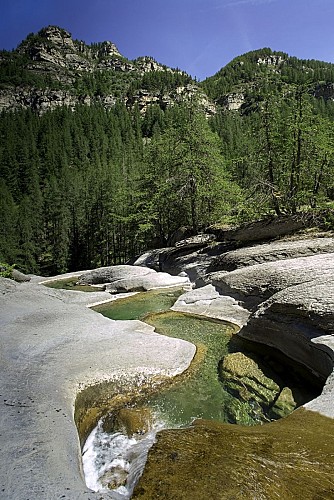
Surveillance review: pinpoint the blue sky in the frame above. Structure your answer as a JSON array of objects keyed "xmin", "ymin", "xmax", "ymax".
[{"xmin": 0, "ymin": 0, "xmax": 333, "ymax": 80}]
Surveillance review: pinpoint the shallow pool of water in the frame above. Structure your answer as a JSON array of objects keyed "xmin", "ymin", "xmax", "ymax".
[
  {"xmin": 83, "ymin": 288, "xmax": 319, "ymax": 496},
  {"xmin": 43, "ymin": 277, "xmax": 104, "ymax": 292},
  {"xmin": 92, "ymin": 287, "xmax": 184, "ymax": 320},
  {"xmin": 144, "ymin": 311, "xmax": 238, "ymax": 427}
]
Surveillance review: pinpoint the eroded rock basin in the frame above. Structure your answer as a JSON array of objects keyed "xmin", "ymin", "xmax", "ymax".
[
  {"xmin": 81, "ymin": 289, "xmax": 324, "ymax": 498},
  {"xmin": 2, "ymin": 244, "xmax": 333, "ymax": 500}
]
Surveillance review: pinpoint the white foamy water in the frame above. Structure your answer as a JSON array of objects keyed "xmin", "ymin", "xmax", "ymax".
[{"xmin": 82, "ymin": 416, "xmax": 166, "ymax": 498}]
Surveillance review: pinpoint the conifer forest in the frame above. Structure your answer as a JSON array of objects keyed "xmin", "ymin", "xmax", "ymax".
[{"xmin": 1, "ymin": 29, "xmax": 334, "ymax": 275}]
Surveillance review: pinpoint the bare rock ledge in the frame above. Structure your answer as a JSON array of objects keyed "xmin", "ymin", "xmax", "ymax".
[{"xmin": 0, "ymin": 278, "xmax": 195, "ymax": 499}]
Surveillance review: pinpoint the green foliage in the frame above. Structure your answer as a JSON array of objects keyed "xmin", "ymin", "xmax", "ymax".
[
  {"xmin": 139, "ymin": 69, "xmax": 192, "ymax": 93},
  {"xmin": 322, "ymin": 209, "xmax": 334, "ymax": 230},
  {"xmin": 1, "ymin": 36, "xmax": 334, "ymax": 274},
  {"xmin": 0, "ymin": 262, "xmax": 14, "ymax": 278},
  {"xmin": 0, "ymin": 52, "xmax": 60, "ymax": 89},
  {"xmin": 201, "ymin": 48, "xmax": 334, "ymax": 106},
  {"xmin": 209, "ymin": 82, "xmax": 334, "ymax": 219},
  {"xmin": 140, "ymin": 103, "xmax": 243, "ymax": 241}
]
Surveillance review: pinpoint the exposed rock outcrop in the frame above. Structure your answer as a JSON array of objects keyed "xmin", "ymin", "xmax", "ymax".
[
  {"xmin": 133, "ymin": 238, "xmax": 233, "ymax": 282},
  {"xmin": 207, "ymin": 237, "xmax": 334, "ymax": 272},
  {"xmin": 77, "ymin": 264, "xmax": 190, "ymax": 292},
  {"xmin": 133, "ymin": 410, "xmax": 334, "ymax": 499},
  {"xmin": 172, "ymin": 284, "xmax": 250, "ymax": 327},
  {"xmin": 220, "ymin": 92, "xmax": 245, "ymax": 111},
  {"xmin": 1, "ymin": 25, "xmax": 216, "ymax": 115},
  {"xmin": 1, "ymin": 223, "xmax": 334, "ymax": 498},
  {"xmin": 237, "ymin": 277, "xmax": 334, "ymax": 392},
  {"xmin": 126, "ymin": 84, "xmax": 216, "ymax": 116},
  {"xmin": 0, "ymin": 86, "xmax": 94, "ymax": 113},
  {"xmin": 208, "ymin": 213, "xmax": 322, "ymax": 243},
  {"xmin": 132, "ymin": 232, "xmax": 334, "ymax": 498},
  {"xmin": 161, "ymin": 232, "xmax": 334, "ymax": 419},
  {"xmin": 0, "ymin": 276, "xmax": 195, "ymax": 499},
  {"xmin": 208, "ymin": 252, "xmax": 334, "ymax": 310}
]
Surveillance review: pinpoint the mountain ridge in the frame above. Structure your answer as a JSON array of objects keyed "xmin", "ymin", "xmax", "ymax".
[
  {"xmin": 1, "ymin": 25, "xmax": 208, "ymax": 114},
  {"xmin": 2, "ymin": 25, "xmax": 334, "ymax": 115}
]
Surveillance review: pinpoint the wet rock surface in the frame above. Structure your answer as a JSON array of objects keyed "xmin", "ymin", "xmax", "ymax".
[
  {"xmin": 133, "ymin": 232, "xmax": 334, "ymax": 498},
  {"xmin": 105, "ymin": 407, "xmax": 154, "ymax": 437},
  {"xmin": 2, "ymin": 225, "xmax": 334, "ymax": 498},
  {"xmin": 171, "ymin": 284, "xmax": 250, "ymax": 327},
  {"xmin": 219, "ymin": 352, "xmax": 297, "ymax": 423},
  {"xmin": 133, "ymin": 410, "xmax": 334, "ymax": 500},
  {"xmin": 0, "ymin": 277, "xmax": 195, "ymax": 499},
  {"xmin": 171, "ymin": 237, "xmax": 334, "ymax": 417},
  {"xmin": 238, "ymin": 277, "xmax": 334, "ymax": 418}
]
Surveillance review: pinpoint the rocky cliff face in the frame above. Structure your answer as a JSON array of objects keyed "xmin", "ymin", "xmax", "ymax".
[
  {"xmin": 3, "ymin": 27, "xmax": 334, "ymax": 117},
  {"xmin": 0, "ymin": 25, "xmax": 215, "ymax": 115},
  {"xmin": 126, "ymin": 83, "xmax": 216, "ymax": 115}
]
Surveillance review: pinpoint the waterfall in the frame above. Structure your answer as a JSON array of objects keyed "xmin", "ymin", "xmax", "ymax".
[{"xmin": 82, "ymin": 415, "xmax": 166, "ymax": 498}]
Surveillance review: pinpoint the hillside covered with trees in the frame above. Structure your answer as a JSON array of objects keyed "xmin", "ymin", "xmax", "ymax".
[{"xmin": 1, "ymin": 27, "xmax": 334, "ymax": 275}]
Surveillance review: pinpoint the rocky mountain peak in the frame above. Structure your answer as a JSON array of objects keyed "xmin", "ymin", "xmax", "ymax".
[
  {"xmin": 38, "ymin": 25, "xmax": 73, "ymax": 45},
  {"xmin": 97, "ymin": 40, "xmax": 121, "ymax": 58},
  {"xmin": 0, "ymin": 25, "xmax": 215, "ymax": 115},
  {"xmin": 134, "ymin": 56, "xmax": 169, "ymax": 73},
  {"xmin": 17, "ymin": 25, "xmax": 84, "ymax": 69},
  {"xmin": 18, "ymin": 25, "xmax": 75, "ymax": 55}
]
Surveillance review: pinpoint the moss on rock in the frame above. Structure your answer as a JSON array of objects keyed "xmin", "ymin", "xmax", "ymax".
[{"xmin": 133, "ymin": 409, "xmax": 334, "ymax": 499}]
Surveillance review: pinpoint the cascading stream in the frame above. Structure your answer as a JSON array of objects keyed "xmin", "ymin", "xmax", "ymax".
[
  {"xmin": 82, "ymin": 287, "xmax": 319, "ymax": 497},
  {"xmin": 82, "ymin": 416, "xmax": 166, "ymax": 498}
]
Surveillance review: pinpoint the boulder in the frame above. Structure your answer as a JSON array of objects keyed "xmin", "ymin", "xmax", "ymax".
[
  {"xmin": 131, "ymin": 248, "xmax": 168, "ymax": 271},
  {"xmin": 100, "ymin": 466, "xmax": 127, "ymax": 490},
  {"xmin": 11, "ymin": 268, "xmax": 31, "ymax": 282},
  {"xmin": 270, "ymin": 387, "xmax": 297, "ymax": 419},
  {"xmin": 77, "ymin": 264, "xmax": 153, "ymax": 285},
  {"xmin": 116, "ymin": 407, "xmax": 154, "ymax": 436},
  {"xmin": 78, "ymin": 264, "xmax": 190, "ymax": 292},
  {"xmin": 172, "ymin": 284, "xmax": 250, "ymax": 327},
  {"xmin": 153, "ymin": 242, "xmax": 234, "ymax": 281},
  {"xmin": 237, "ymin": 277, "xmax": 334, "ymax": 414},
  {"xmin": 208, "ymin": 253, "xmax": 334, "ymax": 310},
  {"xmin": 219, "ymin": 352, "xmax": 297, "ymax": 423},
  {"xmin": 208, "ymin": 237, "xmax": 334, "ymax": 272},
  {"xmin": 105, "ymin": 271, "xmax": 189, "ymax": 293}
]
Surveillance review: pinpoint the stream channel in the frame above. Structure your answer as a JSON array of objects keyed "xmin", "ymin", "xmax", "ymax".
[{"xmin": 69, "ymin": 285, "xmax": 319, "ymax": 499}]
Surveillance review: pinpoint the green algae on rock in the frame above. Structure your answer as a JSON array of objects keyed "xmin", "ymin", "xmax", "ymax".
[
  {"xmin": 132, "ymin": 408, "xmax": 334, "ymax": 500},
  {"xmin": 105, "ymin": 407, "xmax": 154, "ymax": 437},
  {"xmin": 93, "ymin": 287, "xmax": 184, "ymax": 320},
  {"xmin": 219, "ymin": 352, "xmax": 297, "ymax": 423},
  {"xmin": 43, "ymin": 276, "xmax": 105, "ymax": 292}
]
